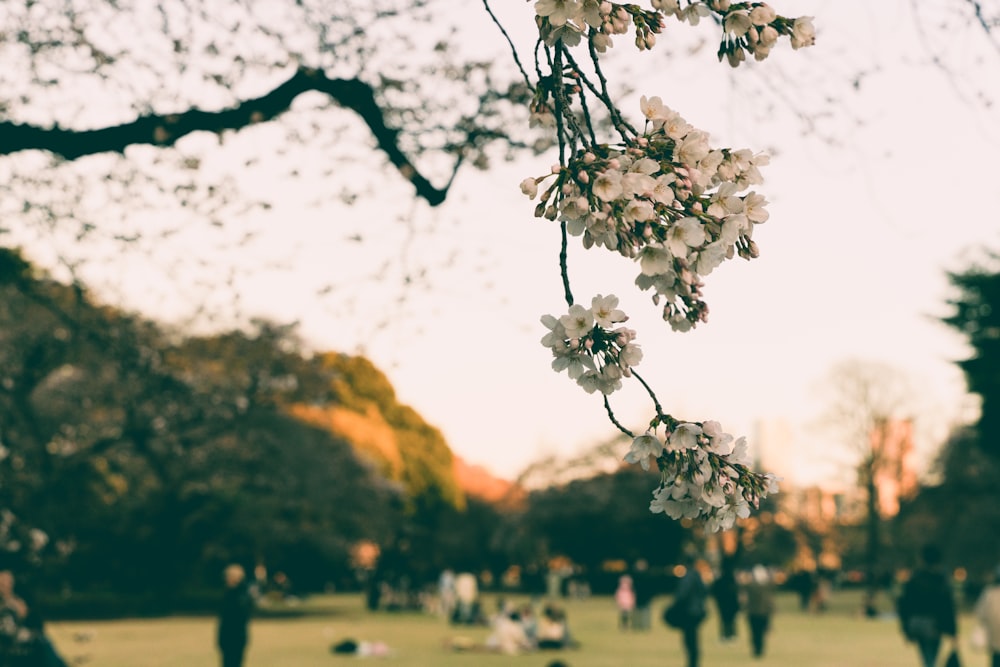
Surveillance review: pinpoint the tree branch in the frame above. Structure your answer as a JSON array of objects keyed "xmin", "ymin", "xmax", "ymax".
[{"xmin": 0, "ymin": 67, "xmax": 459, "ymax": 206}]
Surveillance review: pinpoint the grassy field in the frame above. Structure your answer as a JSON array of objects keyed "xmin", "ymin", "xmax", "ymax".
[{"xmin": 47, "ymin": 590, "xmax": 982, "ymax": 667}]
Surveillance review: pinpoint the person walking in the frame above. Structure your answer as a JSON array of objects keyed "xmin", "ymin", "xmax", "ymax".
[
  {"xmin": 897, "ymin": 544, "xmax": 958, "ymax": 667},
  {"xmin": 975, "ymin": 564, "xmax": 1000, "ymax": 667},
  {"xmin": 217, "ymin": 563, "xmax": 253, "ymax": 667},
  {"xmin": 711, "ymin": 562, "xmax": 740, "ymax": 642},
  {"xmin": 615, "ymin": 574, "xmax": 636, "ymax": 631},
  {"xmin": 632, "ymin": 560, "xmax": 655, "ymax": 631},
  {"xmin": 744, "ymin": 565, "xmax": 776, "ymax": 659},
  {"xmin": 670, "ymin": 556, "xmax": 709, "ymax": 667}
]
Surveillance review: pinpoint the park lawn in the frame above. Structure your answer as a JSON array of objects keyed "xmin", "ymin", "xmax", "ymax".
[{"xmin": 46, "ymin": 591, "xmax": 982, "ymax": 667}]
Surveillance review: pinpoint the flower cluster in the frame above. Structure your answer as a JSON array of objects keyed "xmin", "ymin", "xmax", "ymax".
[
  {"xmin": 533, "ymin": 0, "xmax": 664, "ymax": 50},
  {"xmin": 532, "ymin": 0, "xmax": 815, "ymax": 64},
  {"xmin": 713, "ymin": 4, "xmax": 816, "ymax": 67},
  {"xmin": 523, "ymin": 99, "xmax": 769, "ymax": 332},
  {"xmin": 540, "ymin": 294, "xmax": 643, "ymax": 395},
  {"xmin": 623, "ymin": 419, "xmax": 781, "ymax": 532},
  {"xmin": 524, "ymin": 0, "xmax": 803, "ymax": 528}
]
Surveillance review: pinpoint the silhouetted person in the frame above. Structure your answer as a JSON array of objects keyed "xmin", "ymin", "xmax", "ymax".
[
  {"xmin": 537, "ymin": 604, "xmax": 576, "ymax": 649},
  {"xmin": 711, "ymin": 563, "xmax": 739, "ymax": 642},
  {"xmin": 789, "ymin": 568, "xmax": 816, "ymax": 612},
  {"xmin": 632, "ymin": 560, "xmax": 655, "ymax": 631},
  {"xmin": 217, "ymin": 564, "xmax": 253, "ymax": 667},
  {"xmin": 897, "ymin": 544, "xmax": 957, "ymax": 667},
  {"xmin": 744, "ymin": 565, "xmax": 775, "ymax": 659},
  {"xmin": 671, "ymin": 556, "xmax": 708, "ymax": 667}
]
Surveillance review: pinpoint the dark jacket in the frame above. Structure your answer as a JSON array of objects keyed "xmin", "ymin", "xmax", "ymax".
[
  {"xmin": 217, "ymin": 584, "xmax": 253, "ymax": 650},
  {"xmin": 711, "ymin": 571, "xmax": 740, "ymax": 617},
  {"xmin": 897, "ymin": 568, "xmax": 957, "ymax": 640},
  {"xmin": 674, "ymin": 569, "xmax": 708, "ymax": 626}
]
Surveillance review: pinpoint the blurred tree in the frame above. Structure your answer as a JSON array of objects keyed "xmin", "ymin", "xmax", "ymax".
[
  {"xmin": 522, "ymin": 465, "xmax": 687, "ymax": 574},
  {"xmin": 292, "ymin": 353, "xmax": 464, "ymax": 510},
  {"xmin": 942, "ymin": 252, "xmax": 1000, "ymax": 458},
  {"xmin": 893, "ymin": 253, "xmax": 1000, "ymax": 580},
  {"xmin": 818, "ymin": 360, "xmax": 917, "ymax": 600},
  {"xmin": 0, "ymin": 248, "xmax": 404, "ymax": 601},
  {"xmin": 895, "ymin": 427, "xmax": 1000, "ymax": 580}
]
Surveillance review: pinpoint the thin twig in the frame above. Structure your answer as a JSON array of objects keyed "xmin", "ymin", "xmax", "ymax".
[
  {"xmin": 481, "ymin": 0, "xmax": 535, "ymax": 89},
  {"xmin": 560, "ymin": 220, "xmax": 574, "ymax": 306},
  {"xmin": 604, "ymin": 396, "xmax": 634, "ymax": 437},
  {"xmin": 631, "ymin": 369, "xmax": 665, "ymax": 419},
  {"xmin": 585, "ymin": 39, "xmax": 636, "ymax": 141}
]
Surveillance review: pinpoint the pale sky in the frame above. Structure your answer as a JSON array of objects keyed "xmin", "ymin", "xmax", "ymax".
[
  {"xmin": 10, "ymin": 0, "xmax": 1000, "ymax": 484},
  {"xmin": 311, "ymin": 0, "xmax": 1000, "ymax": 483}
]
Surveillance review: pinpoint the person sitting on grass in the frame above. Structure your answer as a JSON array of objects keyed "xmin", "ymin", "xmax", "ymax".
[
  {"xmin": 446, "ymin": 608, "xmax": 534, "ymax": 655},
  {"xmin": 537, "ymin": 604, "xmax": 579, "ymax": 650},
  {"xmin": 485, "ymin": 610, "xmax": 534, "ymax": 655}
]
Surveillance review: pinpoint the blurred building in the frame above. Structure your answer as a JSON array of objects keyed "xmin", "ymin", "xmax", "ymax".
[
  {"xmin": 869, "ymin": 417, "xmax": 918, "ymax": 517},
  {"xmin": 773, "ymin": 417, "xmax": 918, "ymax": 526},
  {"xmin": 781, "ymin": 483, "xmax": 851, "ymax": 529}
]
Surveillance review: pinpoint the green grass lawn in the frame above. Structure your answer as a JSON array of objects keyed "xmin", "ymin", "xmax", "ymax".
[{"xmin": 47, "ymin": 590, "xmax": 982, "ymax": 667}]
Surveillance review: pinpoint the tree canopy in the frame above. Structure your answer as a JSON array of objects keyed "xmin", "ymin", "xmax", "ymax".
[
  {"xmin": 0, "ymin": 247, "xmax": 469, "ymax": 599},
  {"xmin": 942, "ymin": 253, "xmax": 1000, "ymax": 458}
]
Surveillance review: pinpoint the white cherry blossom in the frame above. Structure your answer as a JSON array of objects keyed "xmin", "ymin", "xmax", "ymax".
[
  {"xmin": 535, "ymin": 0, "xmax": 582, "ymax": 26},
  {"xmin": 650, "ymin": 175, "xmax": 677, "ymax": 205},
  {"xmin": 749, "ymin": 4, "xmax": 777, "ymax": 25},
  {"xmin": 623, "ymin": 198, "xmax": 656, "ymax": 224},
  {"xmin": 723, "ymin": 10, "xmax": 752, "ymax": 36},
  {"xmin": 625, "ymin": 432, "xmax": 663, "ymax": 470},
  {"xmin": 668, "ymin": 422, "xmax": 702, "ymax": 450},
  {"xmin": 559, "ymin": 303, "xmax": 594, "ymax": 339},
  {"xmin": 592, "ymin": 170, "xmax": 624, "ymax": 202},
  {"xmin": 636, "ymin": 243, "xmax": 672, "ymax": 276},
  {"xmin": 591, "ymin": 294, "xmax": 626, "ymax": 327},
  {"xmin": 729, "ymin": 436, "xmax": 751, "ymax": 466},
  {"xmin": 791, "ymin": 16, "xmax": 816, "ymax": 49},
  {"xmin": 695, "ymin": 242, "xmax": 726, "ymax": 276},
  {"xmin": 520, "ymin": 178, "xmax": 539, "ymax": 199},
  {"xmin": 666, "ymin": 217, "xmax": 706, "ymax": 257}
]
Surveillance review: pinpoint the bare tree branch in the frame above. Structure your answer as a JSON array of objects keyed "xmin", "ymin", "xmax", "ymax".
[{"xmin": 0, "ymin": 67, "xmax": 461, "ymax": 207}]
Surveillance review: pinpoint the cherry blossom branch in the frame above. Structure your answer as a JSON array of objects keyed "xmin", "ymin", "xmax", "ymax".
[{"xmin": 508, "ymin": 0, "xmax": 815, "ymax": 530}]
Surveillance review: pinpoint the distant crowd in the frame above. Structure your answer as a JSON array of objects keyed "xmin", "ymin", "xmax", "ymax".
[{"xmin": 4, "ymin": 544, "xmax": 1000, "ymax": 667}]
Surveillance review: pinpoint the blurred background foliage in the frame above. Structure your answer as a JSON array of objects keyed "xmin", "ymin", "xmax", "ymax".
[{"xmin": 3, "ymin": 246, "xmax": 1000, "ymax": 618}]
